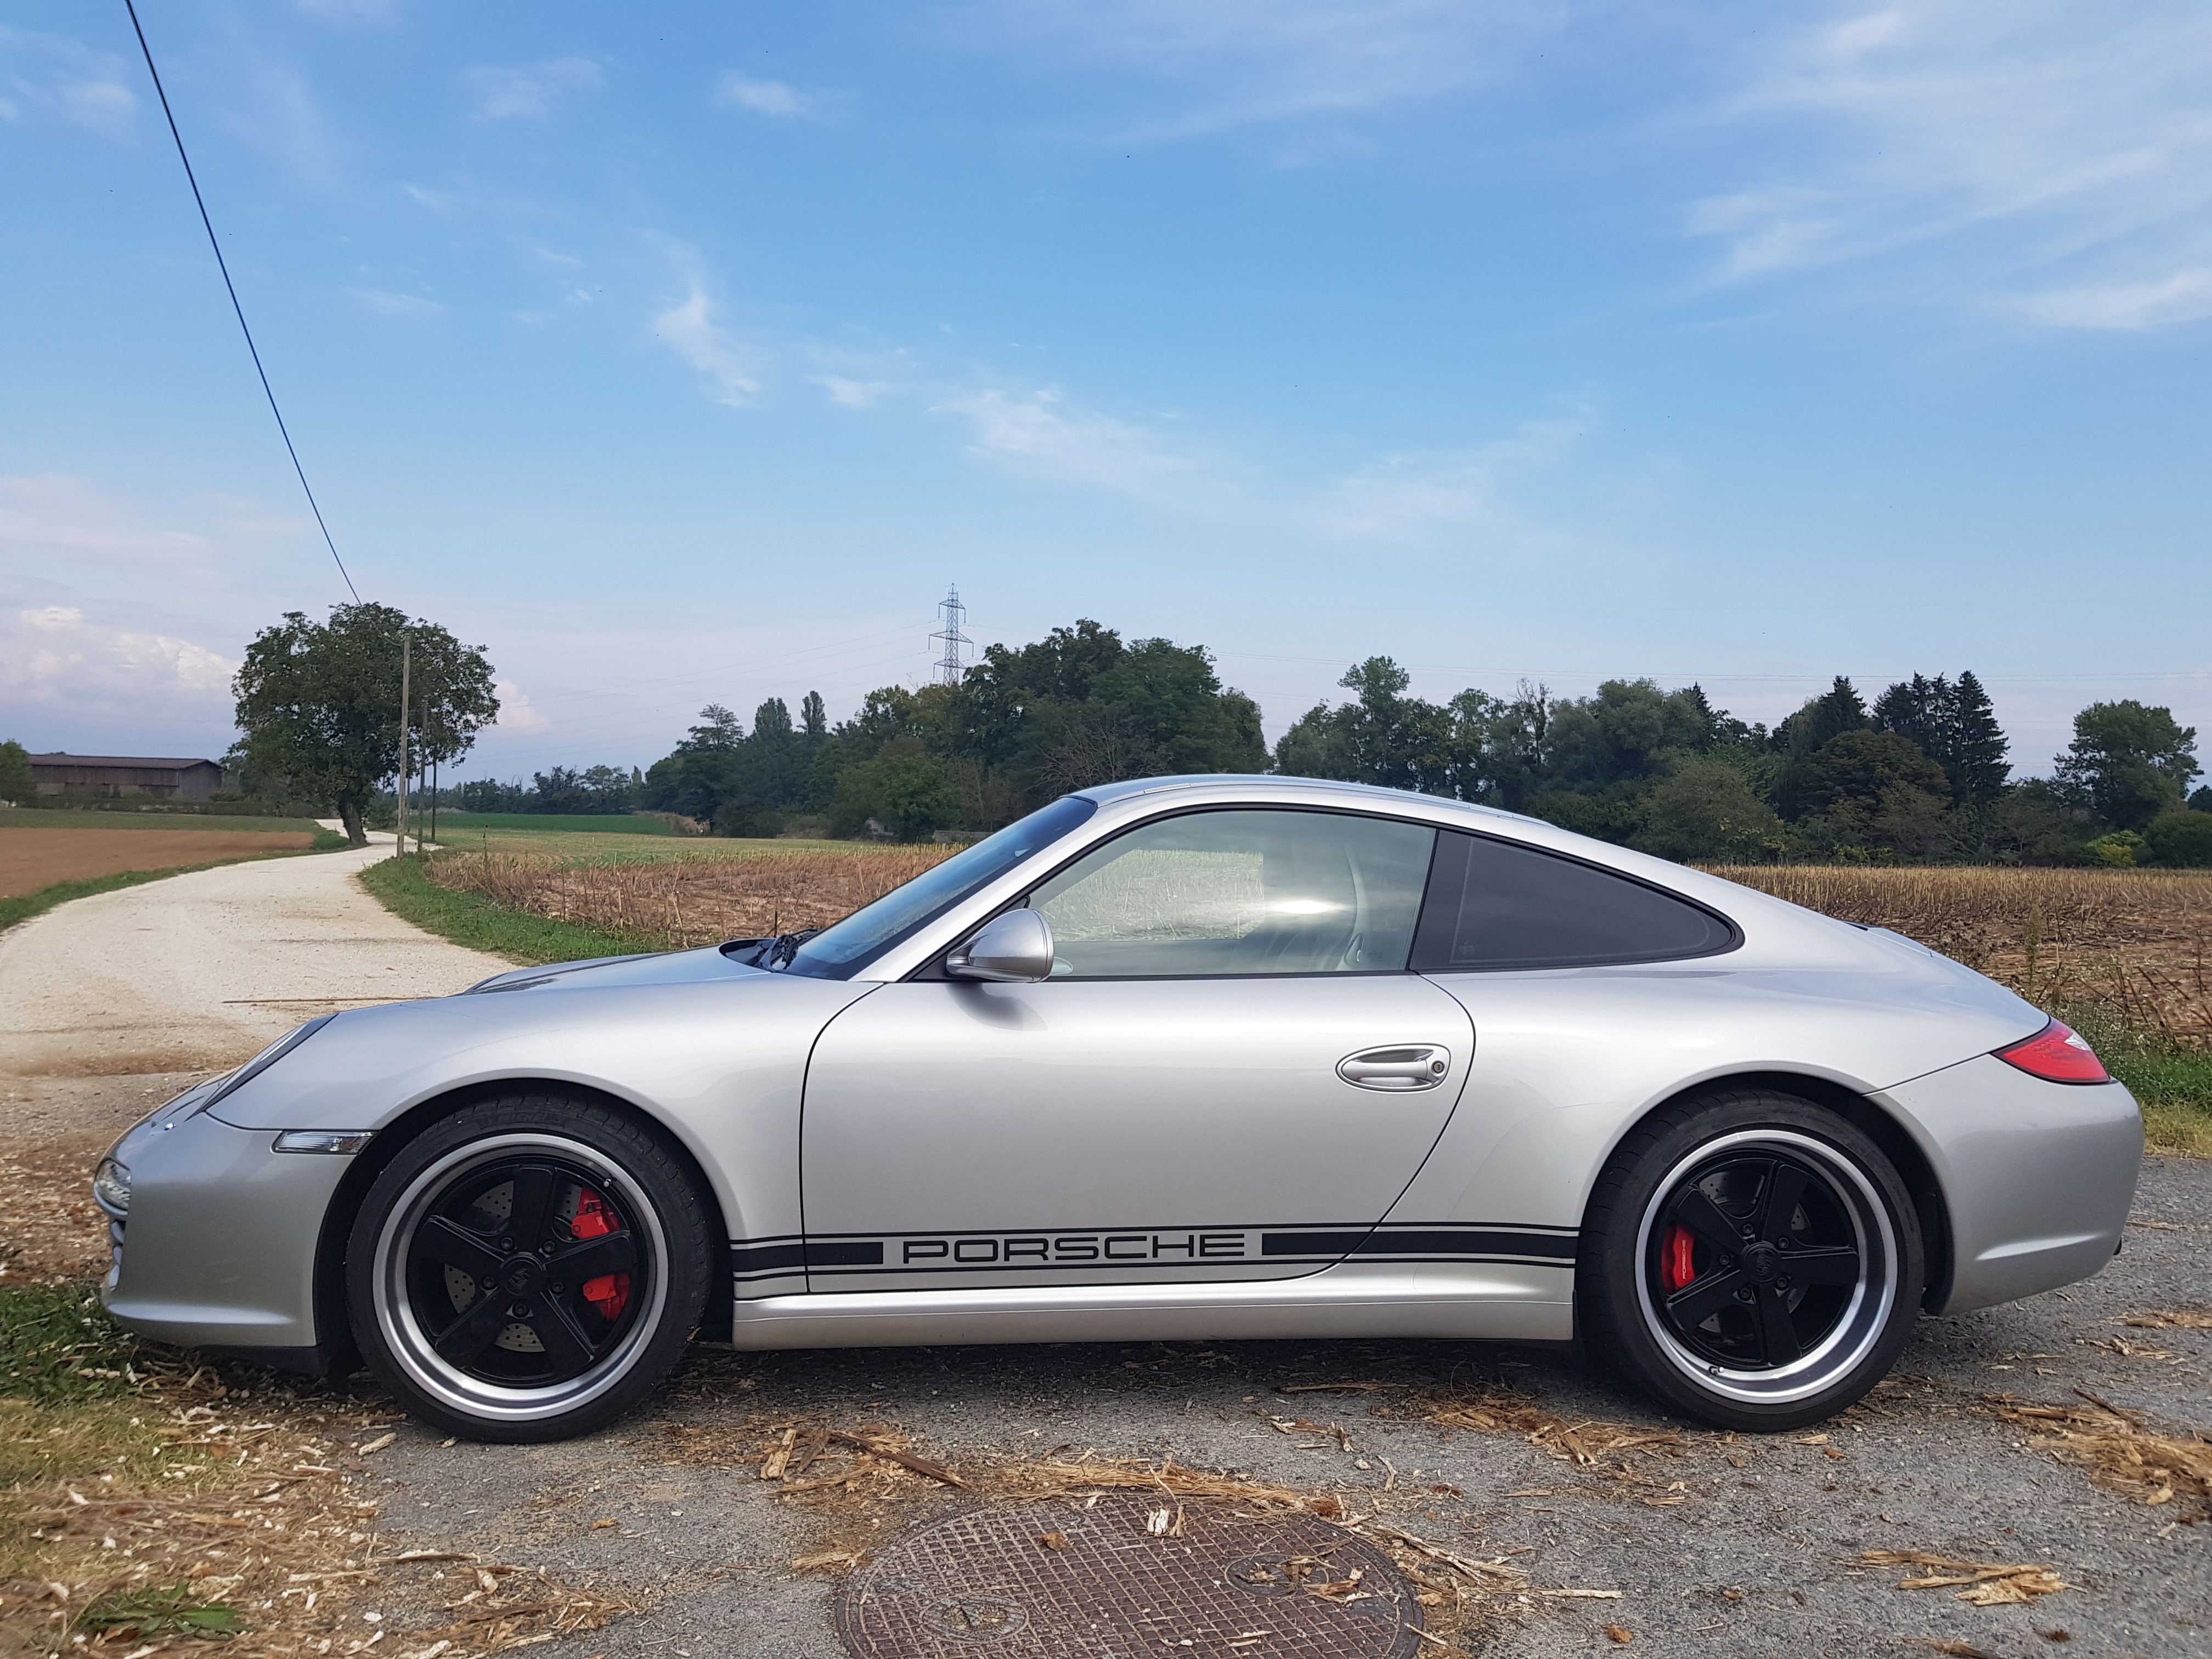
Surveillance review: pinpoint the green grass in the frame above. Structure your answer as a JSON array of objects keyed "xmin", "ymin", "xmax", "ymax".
[
  {"xmin": 77, "ymin": 1582, "xmax": 246, "ymax": 1640},
  {"xmin": 428, "ymin": 810, "xmax": 678, "ymax": 834},
  {"xmin": 0, "ymin": 806, "xmax": 329, "ymax": 833},
  {"xmin": 2112, "ymin": 1048, "xmax": 2212, "ymax": 1157},
  {"xmin": 358, "ymin": 851, "xmax": 657, "ymax": 965},
  {"xmin": 0, "ymin": 1280, "xmax": 153, "ymax": 1406},
  {"xmin": 0, "ymin": 836, "xmax": 349, "ymax": 934}
]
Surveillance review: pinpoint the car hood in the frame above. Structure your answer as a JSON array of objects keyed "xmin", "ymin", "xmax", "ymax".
[{"xmin": 207, "ymin": 951, "xmax": 872, "ymax": 1132}]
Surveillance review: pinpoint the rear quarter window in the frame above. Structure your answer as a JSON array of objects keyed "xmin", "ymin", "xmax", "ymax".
[{"xmin": 1410, "ymin": 831, "xmax": 1739, "ymax": 972}]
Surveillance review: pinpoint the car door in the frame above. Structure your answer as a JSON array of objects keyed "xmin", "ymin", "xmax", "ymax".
[{"xmin": 799, "ymin": 806, "xmax": 1474, "ymax": 1294}]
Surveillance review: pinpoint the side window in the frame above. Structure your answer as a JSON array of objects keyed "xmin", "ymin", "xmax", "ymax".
[
  {"xmin": 1029, "ymin": 809, "xmax": 1436, "ymax": 978},
  {"xmin": 1410, "ymin": 832, "xmax": 1737, "ymax": 972}
]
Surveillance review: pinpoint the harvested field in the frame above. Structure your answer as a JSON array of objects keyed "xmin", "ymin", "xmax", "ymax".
[
  {"xmin": 1708, "ymin": 865, "xmax": 2212, "ymax": 1047},
  {"xmin": 424, "ymin": 845, "xmax": 952, "ymax": 950},
  {"xmin": 0, "ymin": 829, "xmax": 316, "ymax": 899}
]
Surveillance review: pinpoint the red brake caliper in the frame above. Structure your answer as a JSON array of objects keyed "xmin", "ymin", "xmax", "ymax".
[
  {"xmin": 571, "ymin": 1188, "xmax": 631, "ymax": 1323},
  {"xmin": 1661, "ymin": 1223, "xmax": 1697, "ymax": 1293}
]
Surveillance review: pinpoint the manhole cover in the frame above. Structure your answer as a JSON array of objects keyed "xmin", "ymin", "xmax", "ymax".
[{"xmin": 836, "ymin": 1492, "xmax": 1424, "ymax": 1659}]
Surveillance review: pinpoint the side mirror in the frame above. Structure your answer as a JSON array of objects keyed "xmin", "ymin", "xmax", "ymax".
[{"xmin": 947, "ymin": 909, "xmax": 1056, "ymax": 983}]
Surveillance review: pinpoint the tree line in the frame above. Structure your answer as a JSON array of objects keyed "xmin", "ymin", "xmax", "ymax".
[{"xmin": 212, "ymin": 603, "xmax": 2210, "ymax": 865}]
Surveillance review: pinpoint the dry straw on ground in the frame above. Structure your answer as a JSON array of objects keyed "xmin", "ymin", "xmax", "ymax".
[
  {"xmin": 1707, "ymin": 865, "xmax": 2212, "ymax": 1046},
  {"xmin": 427, "ymin": 846, "xmax": 951, "ymax": 951},
  {"xmin": 1858, "ymin": 1549, "xmax": 2070, "ymax": 1606},
  {"xmin": 1994, "ymin": 1390, "xmax": 2212, "ymax": 1518}
]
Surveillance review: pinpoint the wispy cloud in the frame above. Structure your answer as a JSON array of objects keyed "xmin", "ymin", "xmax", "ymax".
[
  {"xmin": 716, "ymin": 75, "xmax": 829, "ymax": 120},
  {"xmin": 940, "ymin": 0, "xmax": 1566, "ymax": 143},
  {"xmin": 936, "ymin": 388, "xmax": 1226, "ymax": 510},
  {"xmin": 1313, "ymin": 415, "xmax": 1587, "ymax": 539},
  {"xmin": 817, "ymin": 376, "xmax": 891, "ymax": 409},
  {"xmin": 0, "ymin": 475, "xmax": 210, "ymax": 567},
  {"xmin": 1686, "ymin": 2, "xmax": 2212, "ymax": 326},
  {"xmin": 352, "ymin": 288, "xmax": 445, "ymax": 317},
  {"xmin": 469, "ymin": 56, "xmax": 602, "ymax": 122},
  {"xmin": 0, "ymin": 26, "xmax": 137, "ymax": 138},
  {"xmin": 652, "ymin": 279, "xmax": 763, "ymax": 405},
  {"xmin": 0, "ymin": 605, "xmax": 238, "ymax": 710}
]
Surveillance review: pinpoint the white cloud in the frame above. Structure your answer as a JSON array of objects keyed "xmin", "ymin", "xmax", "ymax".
[
  {"xmin": 1688, "ymin": 1, "xmax": 2212, "ymax": 325},
  {"xmin": 469, "ymin": 56, "xmax": 601, "ymax": 122},
  {"xmin": 1313, "ymin": 415, "xmax": 1587, "ymax": 539},
  {"xmin": 716, "ymin": 75, "xmax": 825, "ymax": 120},
  {"xmin": 493, "ymin": 681, "xmax": 550, "ymax": 732},
  {"xmin": 352, "ymin": 288, "xmax": 445, "ymax": 317},
  {"xmin": 652, "ymin": 279, "xmax": 763, "ymax": 405},
  {"xmin": 941, "ymin": 0, "xmax": 1566, "ymax": 142},
  {"xmin": 936, "ymin": 388, "xmax": 1222, "ymax": 510},
  {"xmin": 0, "ymin": 608, "xmax": 238, "ymax": 710},
  {"xmin": 817, "ymin": 376, "xmax": 890, "ymax": 409},
  {"xmin": 2017, "ymin": 268, "xmax": 2212, "ymax": 330},
  {"xmin": 0, "ymin": 26, "xmax": 137, "ymax": 138}
]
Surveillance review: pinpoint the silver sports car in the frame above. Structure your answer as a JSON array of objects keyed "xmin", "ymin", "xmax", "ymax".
[{"xmin": 94, "ymin": 777, "xmax": 2142, "ymax": 1441}]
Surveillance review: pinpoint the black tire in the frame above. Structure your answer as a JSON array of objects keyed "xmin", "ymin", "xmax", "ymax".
[
  {"xmin": 346, "ymin": 1092, "xmax": 712, "ymax": 1443},
  {"xmin": 1577, "ymin": 1088, "xmax": 1923, "ymax": 1432}
]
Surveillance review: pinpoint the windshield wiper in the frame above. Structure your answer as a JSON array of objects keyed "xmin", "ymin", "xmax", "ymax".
[{"xmin": 720, "ymin": 929, "xmax": 820, "ymax": 970}]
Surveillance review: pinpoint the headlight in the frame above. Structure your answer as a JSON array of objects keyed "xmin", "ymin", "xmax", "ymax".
[
  {"xmin": 93, "ymin": 1158, "xmax": 131, "ymax": 1216},
  {"xmin": 196, "ymin": 1014, "xmax": 339, "ymax": 1117}
]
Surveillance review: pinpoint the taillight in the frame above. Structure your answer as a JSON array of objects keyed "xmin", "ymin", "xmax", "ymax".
[{"xmin": 1994, "ymin": 1019, "xmax": 2110, "ymax": 1085}]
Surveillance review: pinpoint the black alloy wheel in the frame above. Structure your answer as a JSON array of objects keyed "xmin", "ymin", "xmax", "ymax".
[
  {"xmin": 1646, "ymin": 1147, "xmax": 1865, "ymax": 1373},
  {"xmin": 347, "ymin": 1093, "xmax": 712, "ymax": 1443},
  {"xmin": 1578, "ymin": 1088, "xmax": 1924, "ymax": 1432}
]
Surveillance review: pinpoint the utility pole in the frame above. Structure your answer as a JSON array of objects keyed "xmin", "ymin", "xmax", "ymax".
[
  {"xmin": 929, "ymin": 585, "xmax": 971, "ymax": 687},
  {"xmin": 396, "ymin": 633, "xmax": 410, "ymax": 857}
]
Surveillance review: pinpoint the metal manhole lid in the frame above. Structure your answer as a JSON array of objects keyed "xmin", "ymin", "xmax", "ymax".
[{"xmin": 836, "ymin": 1491, "xmax": 1424, "ymax": 1659}]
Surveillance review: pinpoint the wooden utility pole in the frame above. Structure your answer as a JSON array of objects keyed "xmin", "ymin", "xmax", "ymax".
[{"xmin": 396, "ymin": 633, "xmax": 411, "ymax": 857}]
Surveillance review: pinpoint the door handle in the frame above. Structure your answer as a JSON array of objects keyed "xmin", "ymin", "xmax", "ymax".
[{"xmin": 1337, "ymin": 1046, "xmax": 1452, "ymax": 1091}]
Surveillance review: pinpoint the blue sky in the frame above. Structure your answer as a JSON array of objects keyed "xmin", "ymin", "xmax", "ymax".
[{"xmin": 3, "ymin": 1, "xmax": 2208, "ymax": 784}]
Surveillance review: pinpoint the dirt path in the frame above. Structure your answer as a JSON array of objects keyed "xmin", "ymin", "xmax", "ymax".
[{"xmin": 0, "ymin": 836, "xmax": 508, "ymax": 1079}]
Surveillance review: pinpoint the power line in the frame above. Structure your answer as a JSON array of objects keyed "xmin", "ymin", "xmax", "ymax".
[{"xmin": 122, "ymin": 0, "xmax": 361, "ymax": 604}]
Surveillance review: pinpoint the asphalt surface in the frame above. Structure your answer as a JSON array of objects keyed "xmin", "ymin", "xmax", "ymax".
[{"xmin": 320, "ymin": 1154, "xmax": 2206, "ymax": 1659}]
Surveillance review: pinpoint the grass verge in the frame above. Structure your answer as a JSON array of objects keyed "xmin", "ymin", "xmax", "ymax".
[
  {"xmin": 358, "ymin": 851, "xmax": 660, "ymax": 966},
  {"xmin": 2113, "ymin": 1049, "xmax": 2212, "ymax": 1157},
  {"xmin": 0, "ymin": 834, "xmax": 349, "ymax": 934}
]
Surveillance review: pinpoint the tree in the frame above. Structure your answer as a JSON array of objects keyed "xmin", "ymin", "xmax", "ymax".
[
  {"xmin": 2145, "ymin": 810, "xmax": 2212, "ymax": 868},
  {"xmin": 0, "ymin": 739, "xmax": 32, "ymax": 805},
  {"xmin": 232, "ymin": 604, "xmax": 497, "ymax": 845},
  {"xmin": 1778, "ymin": 677, "xmax": 1869, "ymax": 762},
  {"xmin": 1795, "ymin": 731, "xmax": 1950, "ymax": 817},
  {"xmin": 641, "ymin": 704, "xmax": 744, "ymax": 823},
  {"xmin": 833, "ymin": 753, "xmax": 962, "ymax": 840},
  {"xmin": 1633, "ymin": 758, "xmax": 1784, "ymax": 863},
  {"xmin": 2055, "ymin": 701, "xmax": 2201, "ymax": 831},
  {"xmin": 1872, "ymin": 670, "xmax": 2010, "ymax": 805}
]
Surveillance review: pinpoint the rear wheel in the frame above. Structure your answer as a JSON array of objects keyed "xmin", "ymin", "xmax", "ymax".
[
  {"xmin": 346, "ymin": 1093, "xmax": 710, "ymax": 1442},
  {"xmin": 1578, "ymin": 1090, "xmax": 1923, "ymax": 1431}
]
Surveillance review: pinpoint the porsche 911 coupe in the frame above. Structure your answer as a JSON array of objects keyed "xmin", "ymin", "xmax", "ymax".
[{"xmin": 93, "ymin": 776, "xmax": 2142, "ymax": 1441}]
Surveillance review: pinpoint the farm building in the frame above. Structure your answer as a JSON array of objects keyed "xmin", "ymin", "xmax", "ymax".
[{"xmin": 29, "ymin": 753, "xmax": 225, "ymax": 802}]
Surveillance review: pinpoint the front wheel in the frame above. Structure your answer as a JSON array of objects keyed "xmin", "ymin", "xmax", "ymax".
[
  {"xmin": 346, "ymin": 1093, "xmax": 712, "ymax": 1442},
  {"xmin": 1578, "ymin": 1091, "xmax": 1924, "ymax": 1431}
]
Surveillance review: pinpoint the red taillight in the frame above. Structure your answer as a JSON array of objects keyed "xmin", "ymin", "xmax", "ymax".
[{"xmin": 1994, "ymin": 1019, "xmax": 2110, "ymax": 1085}]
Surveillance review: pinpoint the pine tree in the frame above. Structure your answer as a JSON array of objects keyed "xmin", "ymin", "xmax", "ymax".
[{"xmin": 1948, "ymin": 671, "xmax": 2010, "ymax": 804}]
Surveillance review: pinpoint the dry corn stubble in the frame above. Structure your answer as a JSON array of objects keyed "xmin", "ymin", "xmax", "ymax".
[
  {"xmin": 424, "ymin": 846, "xmax": 952, "ymax": 952},
  {"xmin": 1706, "ymin": 865, "xmax": 2212, "ymax": 1046},
  {"xmin": 1859, "ymin": 1550, "xmax": 2070, "ymax": 1606},
  {"xmin": 1993, "ymin": 1392, "xmax": 2212, "ymax": 1517},
  {"xmin": 2121, "ymin": 1306, "xmax": 2212, "ymax": 1330}
]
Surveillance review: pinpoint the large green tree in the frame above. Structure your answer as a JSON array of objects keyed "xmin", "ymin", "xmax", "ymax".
[
  {"xmin": 232, "ymin": 604, "xmax": 497, "ymax": 845},
  {"xmin": 0, "ymin": 739, "xmax": 33, "ymax": 806},
  {"xmin": 2055, "ymin": 701, "xmax": 2201, "ymax": 831}
]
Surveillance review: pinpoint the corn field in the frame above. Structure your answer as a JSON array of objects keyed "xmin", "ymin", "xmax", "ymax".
[
  {"xmin": 427, "ymin": 845, "xmax": 953, "ymax": 950},
  {"xmin": 1707, "ymin": 865, "xmax": 2212, "ymax": 1050}
]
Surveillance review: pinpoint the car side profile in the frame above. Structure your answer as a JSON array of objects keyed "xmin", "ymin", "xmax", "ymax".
[{"xmin": 94, "ymin": 776, "xmax": 2143, "ymax": 1441}]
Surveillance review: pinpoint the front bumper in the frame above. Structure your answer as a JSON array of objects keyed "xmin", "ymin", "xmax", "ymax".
[
  {"xmin": 99, "ymin": 1104, "xmax": 349, "ymax": 1351},
  {"xmin": 1882, "ymin": 1052, "xmax": 2143, "ymax": 1314}
]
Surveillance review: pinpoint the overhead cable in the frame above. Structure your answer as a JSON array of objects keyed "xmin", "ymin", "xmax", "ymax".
[{"xmin": 122, "ymin": 0, "xmax": 362, "ymax": 602}]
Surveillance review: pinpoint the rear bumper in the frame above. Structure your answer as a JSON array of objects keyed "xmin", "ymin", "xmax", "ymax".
[
  {"xmin": 1881, "ymin": 1054, "xmax": 2142, "ymax": 1314},
  {"xmin": 98, "ymin": 1107, "xmax": 343, "ymax": 1351}
]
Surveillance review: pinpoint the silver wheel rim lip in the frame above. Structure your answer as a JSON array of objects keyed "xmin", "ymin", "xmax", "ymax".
[
  {"xmin": 371, "ymin": 1132, "xmax": 670, "ymax": 1425},
  {"xmin": 1633, "ymin": 1128, "xmax": 1897, "ymax": 1407}
]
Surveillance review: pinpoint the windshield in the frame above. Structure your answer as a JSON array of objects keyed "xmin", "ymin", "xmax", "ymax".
[{"xmin": 781, "ymin": 795, "xmax": 1099, "ymax": 978}]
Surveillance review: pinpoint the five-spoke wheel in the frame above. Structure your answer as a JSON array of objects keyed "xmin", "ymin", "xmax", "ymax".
[
  {"xmin": 1581, "ymin": 1091, "xmax": 1923, "ymax": 1431},
  {"xmin": 347, "ymin": 1097, "xmax": 710, "ymax": 1442}
]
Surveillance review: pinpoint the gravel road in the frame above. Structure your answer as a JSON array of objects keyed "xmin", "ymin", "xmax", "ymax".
[
  {"xmin": 2, "ymin": 853, "xmax": 2205, "ymax": 1657},
  {"xmin": 0, "ymin": 833, "xmax": 504, "ymax": 1077}
]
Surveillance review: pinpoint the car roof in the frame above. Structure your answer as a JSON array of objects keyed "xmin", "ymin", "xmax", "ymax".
[{"xmin": 1073, "ymin": 773, "xmax": 1536, "ymax": 826}]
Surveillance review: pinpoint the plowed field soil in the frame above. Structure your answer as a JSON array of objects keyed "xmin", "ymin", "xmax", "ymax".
[{"xmin": 0, "ymin": 827, "xmax": 314, "ymax": 897}]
